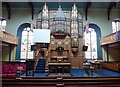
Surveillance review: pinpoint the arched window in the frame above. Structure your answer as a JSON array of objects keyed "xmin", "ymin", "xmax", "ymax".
[
  {"xmin": 84, "ymin": 28, "xmax": 97, "ymax": 59},
  {"xmin": 16, "ymin": 23, "xmax": 34, "ymax": 60},
  {"xmin": 0, "ymin": 17, "xmax": 6, "ymax": 31},
  {"xmin": 20, "ymin": 27, "xmax": 33, "ymax": 59},
  {"xmin": 84, "ymin": 23, "xmax": 102, "ymax": 60},
  {"xmin": 112, "ymin": 18, "xmax": 120, "ymax": 33}
]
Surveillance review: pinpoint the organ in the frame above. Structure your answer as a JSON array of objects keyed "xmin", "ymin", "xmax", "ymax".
[{"xmin": 33, "ymin": 3, "xmax": 84, "ymax": 73}]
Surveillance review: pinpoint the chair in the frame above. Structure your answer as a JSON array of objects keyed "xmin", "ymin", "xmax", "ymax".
[
  {"xmin": 90, "ymin": 66, "xmax": 95, "ymax": 76},
  {"xmin": 83, "ymin": 63, "xmax": 90, "ymax": 76}
]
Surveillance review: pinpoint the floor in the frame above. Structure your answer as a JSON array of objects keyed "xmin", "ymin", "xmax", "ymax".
[{"xmin": 21, "ymin": 68, "xmax": 120, "ymax": 77}]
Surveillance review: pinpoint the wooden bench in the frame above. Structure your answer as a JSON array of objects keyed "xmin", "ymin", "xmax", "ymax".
[
  {"xmin": 2, "ymin": 76, "xmax": 120, "ymax": 87},
  {"xmin": 101, "ymin": 62, "xmax": 120, "ymax": 72}
]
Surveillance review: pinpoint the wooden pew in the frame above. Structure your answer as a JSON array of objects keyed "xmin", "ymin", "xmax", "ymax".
[
  {"xmin": 63, "ymin": 77, "xmax": 120, "ymax": 87},
  {"xmin": 2, "ymin": 76, "xmax": 120, "ymax": 87},
  {"xmin": 101, "ymin": 62, "xmax": 120, "ymax": 72},
  {"xmin": 2, "ymin": 76, "xmax": 57, "ymax": 87}
]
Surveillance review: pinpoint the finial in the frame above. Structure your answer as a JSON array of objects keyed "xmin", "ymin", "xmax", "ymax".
[
  {"xmin": 44, "ymin": 0, "xmax": 47, "ymax": 10},
  {"xmin": 59, "ymin": 0, "xmax": 61, "ymax": 7}
]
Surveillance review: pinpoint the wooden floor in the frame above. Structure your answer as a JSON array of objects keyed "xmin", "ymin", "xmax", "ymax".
[{"xmin": 2, "ymin": 76, "xmax": 120, "ymax": 87}]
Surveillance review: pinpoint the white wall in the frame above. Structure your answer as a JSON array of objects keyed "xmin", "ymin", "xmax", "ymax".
[
  {"xmin": 2, "ymin": 7, "xmax": 119, "ymax": 61},
  {"xmin": 2, "ymin": 7, "xmax": 118, "ymax": 37},
  {"xmin": 2, "ymin": 8, "xmax": 40, "ymax": 36},
  {"xmin": 82, "ymin": 8, "xmax": 118, "ymax": 37}
]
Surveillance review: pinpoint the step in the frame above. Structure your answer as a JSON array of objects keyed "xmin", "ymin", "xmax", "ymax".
[
  {"xmin": 36, "ymin": 65, "xmax": 45, "ymax": 67},
  {"xmin": 35, "ymin": 70, "xmax": 45, "ymax": 73},
  {"xmin": 37, "ymin": 63, "xmax": 45, "ymax": 66},
  {"xmin": 36, "ymin": 67, "xmax": 45, "ymax": 70},
  {"xmin": 37, "ymin": 62, "xmax": 45, "ymax": 64}
]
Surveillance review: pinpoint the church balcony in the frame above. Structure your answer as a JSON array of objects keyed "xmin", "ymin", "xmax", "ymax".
[
  {"xmin": 100, "ymin": 31, "xmax": 120, "ymax": 46},
  {"xmin": 0, "ymin": 31, "xmax": 18, "ymax": 45}
]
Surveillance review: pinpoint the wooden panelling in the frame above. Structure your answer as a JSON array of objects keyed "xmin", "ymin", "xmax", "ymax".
[
  {"xmin": 2, "ymin": 46, "xmax": 9, "ymax": 61},
  {"xmin": 0, "ymin": 31, "xmax": 18, "ymax": 45},
  {"xmin": 70, "ymin": 57, "xmax": 83, "ymax": 68},
  {"xmin": 49, "ymin": 35, "xmax": 84, "ymax": 68},
  {"xmin": 100, "ymin": 31, "xmax": 120, "ymax": 46},
  {"xmin": 101, "ymin": 31, "xmax": 120, "ymax": 61},
  {"xmin": 109, "ymin": 47, "xmax": 120, "ymax": 61},
  {"xmin": 116, "ymin": 31, "xmax": 120, "ymax": 41},
  {"xmin": 100, "ymin": 32, "xmax": 116, "ymax": 46}
]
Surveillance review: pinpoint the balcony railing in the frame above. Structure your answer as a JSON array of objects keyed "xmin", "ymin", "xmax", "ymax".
[
  {"xmin": 100, "ymin": 31, "xmax": 120, "ymax": 46},
  {"xmin": 0, "ymin": 31, "xmax": 18, "ymax": 45}
]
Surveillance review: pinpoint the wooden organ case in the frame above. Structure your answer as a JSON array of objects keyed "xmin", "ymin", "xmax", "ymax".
[
  {"xmin": 34, "ymin": 3, "xmax": 84, "ymax": 74},
  {"xmin": 48, "ymin": 33, "xmax": 71, "ymax": 74},
  {"xmin": 46, "ymin": 32, "xmax": 84, "ymax": 75}
]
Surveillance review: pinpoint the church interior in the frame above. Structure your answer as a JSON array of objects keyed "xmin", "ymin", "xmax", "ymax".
[{"xmin": 1, "ymin": 0, "xmax": 120, "ymax": 87}]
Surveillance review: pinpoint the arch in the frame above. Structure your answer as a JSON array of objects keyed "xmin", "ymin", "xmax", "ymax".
[
  {"xmin": 112, "ymin": 18, "xmax": 120, "ymax": 33},
  {"xmin": 0, "ymin": 17, "xmax": 6, "ymax": 31},
  {"xmin": 89, "ymin": 23, "xmax": 102, "ymax": 60},
  {"xmin": 84, "ymin": 23, "xmax": 102, "ymax": 60},
  {"xmin": 16, "ymin": 23, "xmax": 30, "ymax": 60}
]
